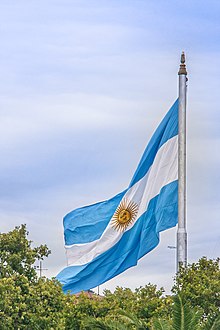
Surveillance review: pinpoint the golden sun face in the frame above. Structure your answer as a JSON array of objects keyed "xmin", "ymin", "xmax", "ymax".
[{"xmin": 111, "ymin": 199, "xmax": 139, "ymax": 232}]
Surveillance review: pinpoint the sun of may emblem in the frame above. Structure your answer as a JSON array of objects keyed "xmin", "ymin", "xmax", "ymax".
[{"xmin": 111, "ymin": 199, "xmax": 139, "ymax": 232}]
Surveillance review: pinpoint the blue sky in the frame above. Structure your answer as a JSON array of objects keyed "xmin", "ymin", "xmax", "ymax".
[{"xmin": 0, "ymin": 0, "xmax": 220, "ymax": 293}]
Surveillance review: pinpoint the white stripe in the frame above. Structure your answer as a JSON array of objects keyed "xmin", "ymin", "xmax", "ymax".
[{"xmin": 66, "ymin": 135, "xmax": 178, "ymax": 266}]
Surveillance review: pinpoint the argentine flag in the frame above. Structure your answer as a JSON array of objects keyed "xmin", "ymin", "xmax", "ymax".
[{"xmin": 57, "ymin": 100, "xmax": 178, "ymax": 294}]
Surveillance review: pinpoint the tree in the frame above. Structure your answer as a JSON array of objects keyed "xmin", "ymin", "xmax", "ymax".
[
  {"xmin": 172, "ymin": 257, "xmax": 220, "ymax": 319},
  {"xmin": 0, "ymin": 224, "xmax": 50, "ymax": 281},
  {"xmin": 63, "ymin": 291, "xmax": 110, "ymax": 329},
  {"xmin": 171, "ymin": 295, "xmax": 202, "ymax": 330},
  {"xmin": 151, "ymin": 294, "xmax": 220, "ymax": 330},
  {"xmin": 83, "ymin": 309, "xmax": 150, "ymax": 329},
  {"xmin": 0, "ymin": 225, "xmax": 65, "ymax": 329},
  {"xmin": 0, "ymin": 275, "xmax": 65, "ymax": 329},
  {"xmin": 84, "ymin": 317, "xmax": 127, "ymax": 330},
  {"xmin": 1, "ymin": 226, "xmax": 219, "ymax": 329},
  {"xmin": 118, "ymin": 309, "xmax": 148, "ymax": 329},
  {"xmin": 103, "ymin": 284, "xmax": 171, "ymax": 326},
  {"xmin": 63, "ymin": 285, "xmax": 171, "ymax": 329}
]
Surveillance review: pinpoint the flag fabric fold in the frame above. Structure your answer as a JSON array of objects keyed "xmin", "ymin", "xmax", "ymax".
[{"xmin": 56, "ymin": 100, "xmax": 178, "ymax": 293}]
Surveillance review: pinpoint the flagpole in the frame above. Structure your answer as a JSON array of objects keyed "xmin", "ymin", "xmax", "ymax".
[{"xmin": 177, "ymin": 52, "xmax": 187, "ymax": 271}]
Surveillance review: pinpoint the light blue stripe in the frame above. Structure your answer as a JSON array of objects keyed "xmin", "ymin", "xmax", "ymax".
[
  {"xmin": 64, "ymin": 190, "xmax": 126, "ymax": 245},
  {"xmin": 63, "ymin": 100, "xmax": 178, "ymax": 245},
  {"xmin": 57, "ymin": 180, "xmax": 178, "ymax": 294},
  {"xmin": 129, "ymin": 99, "xmax": 178, "ymax": 187}
]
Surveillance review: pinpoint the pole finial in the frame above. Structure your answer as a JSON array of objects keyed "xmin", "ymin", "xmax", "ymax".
[{"xmin": 178, "ymin": 51, "xmax": 187, "ymax": 75}]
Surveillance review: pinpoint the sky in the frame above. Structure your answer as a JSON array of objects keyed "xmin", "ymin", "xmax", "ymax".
[{"xmin": 0, "ymin": 0, "xmax": 220, "ymax": 294}]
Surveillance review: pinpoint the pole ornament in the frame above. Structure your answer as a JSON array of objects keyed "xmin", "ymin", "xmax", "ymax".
[{"xmin": 178, "ymin": 51, "xmax": 187, "ymax": 75}]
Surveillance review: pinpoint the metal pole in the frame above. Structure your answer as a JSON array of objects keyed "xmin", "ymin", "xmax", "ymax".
[
  {"xmin": 177, "ymin": 52, "xmax": 187, "ymax": 271},
  {"xmin": 40, "ymin": 260, "xmax": 42, "ymax": 278}
]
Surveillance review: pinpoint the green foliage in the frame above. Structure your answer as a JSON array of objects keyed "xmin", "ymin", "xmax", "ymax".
[
  {"xmin": 70, "ymin": 285, "xmax": 167, "ymax": 329},
  {"xmin": 83, "ymin": 309, "xmax": 150, "ymax": 330},
  {"xmin": 151, "ymin": 318, "xmax": 171, "ymax": 330},
  {"xmin": 0, "ymin": 275, "xmax": 65, "ymax": 329},
  {"xmin": 103, "ymin": 284, "xmax": 170, "ymax": 325},
  {"xmin": 62, "ymin": 286, "xmax": 165, "ymax": 329},
  {"xmin": 151, "ymin": 294, "xmax": 220, "ymax": 330},
  {"xmin": 172, "ymin": 257, "xmax": 220, "ymax": 319},
  {"xmin": 63, "ymin": 291, "xmax": 113, "ymax": 329},
  {"xmin": 0, "ymin": 224, "xmax": 50, "ymax": 281},
  {"xmin": 172, "ymin": 295, "xmax": 202, "ymax": 330},
  {"xmin": 0, "ymin": 225, "xmax": 63, "ymax": 329},
  {"xmin": 84, "ymin": 317, "xmax": 127, "ymax": 330},
  {"xmin": 1, "ymin": 226, "xmax": 219, "ymax": 330},
  {"xmin": 202, "ymin": 314, "xmax": 220, "ymax": 330},
  {"xmin": 117, "ymin": 309, "xmax": 148, "ymax": 329}
]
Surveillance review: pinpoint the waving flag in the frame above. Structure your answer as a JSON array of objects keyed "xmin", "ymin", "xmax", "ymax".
[{"xmin": 57, "ymin": 100, "xmax": 178, "ymax": 294}]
